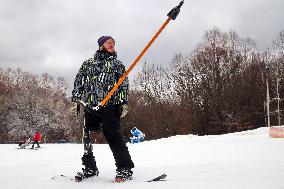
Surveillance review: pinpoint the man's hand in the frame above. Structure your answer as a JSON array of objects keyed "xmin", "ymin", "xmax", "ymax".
[
  {"xmin": 70, "ymin": 102, "xmax": 80, "ymax": 117},
  {"xmin": 71, "ymin": 96, "xmax": 77, "ymax": 102},
  {"xmin": 70, "ymin": 102, "xmax": 77, "ymax": 110},
  {"xmin": 120, "ymin": 104, "xmax": 128, "ymax": 118},
  {"xmin": 85, "ymin": 104, "xmax": 95, "ymax": 114}
]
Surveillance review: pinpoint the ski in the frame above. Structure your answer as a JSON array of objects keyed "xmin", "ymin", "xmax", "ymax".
[
  {"xmin": 15, "ymin": 147, "xmax": 39, "ymax": 150},
  {"xmin": 112, "ymin": 174, "xmax": 167, "ymax": 183},
  {"xmin": 52, "ymin": 174, "xmax": 74, "ymax": 181},
  {"xmin": 147, "ymin": 174, "xmax": 167, "ymax": 182},
  {"xmin": 52, "ymin": 173, "xmax": 167, "ymax": 183}
]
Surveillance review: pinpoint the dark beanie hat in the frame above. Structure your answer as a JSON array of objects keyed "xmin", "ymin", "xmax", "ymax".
[{"xmin": 97, "ymin": 36, "xmax": 114, "ymax": 47}]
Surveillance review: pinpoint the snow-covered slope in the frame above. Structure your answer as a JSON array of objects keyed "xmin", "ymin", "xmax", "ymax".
[{"xmin": 1, "ymin": 127, "xmax": 284, "ymax": 189}]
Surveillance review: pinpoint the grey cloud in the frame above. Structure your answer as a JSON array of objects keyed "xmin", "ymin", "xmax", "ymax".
[{"xmin": 0, "ymin": 0, "xmax": 284, "ymax": 89}]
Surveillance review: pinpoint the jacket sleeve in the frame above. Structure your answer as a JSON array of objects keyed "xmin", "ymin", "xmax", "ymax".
[
  {"xmin": 117, "ymin": 63, "xmax": 129, "ymax": 104},
  {"xmin": 72, "ymin": 60, "xmax": 88, "ymax": 100}
]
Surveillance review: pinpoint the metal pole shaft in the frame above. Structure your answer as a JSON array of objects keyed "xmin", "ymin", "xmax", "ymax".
[
  {"xmin": 276, "ymin": 63, "xmax": 281, "ymax": 126},
  {"xmin": 266, "ymin": 77, "xmax": 271, "ymax": 127}
]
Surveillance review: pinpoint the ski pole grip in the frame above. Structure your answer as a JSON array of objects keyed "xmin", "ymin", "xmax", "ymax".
[
  {"xmin": 167, "ymin": 0, "xmax": 184, "ymax": 20},
  {"xmin": 77, "ymin": 99, "xmax": 100, "ymax": 111},
  {"xmin": 93, "ymin": 105, "xmax": 100, "ymax": 111}
]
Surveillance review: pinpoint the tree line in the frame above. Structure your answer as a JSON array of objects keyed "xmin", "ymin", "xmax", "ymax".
[
  {"xmin": 0, "ymin": 69, "xmax": 82, "ymax": 143},
  {"xmin": 0, "ymin": 28, "xmax": 283, "ymax": 143}
]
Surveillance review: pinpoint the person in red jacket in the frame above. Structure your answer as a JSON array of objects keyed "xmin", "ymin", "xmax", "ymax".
[{"xmin": 31, "ymin": 131, "xmax": 41, "ymax": 149}]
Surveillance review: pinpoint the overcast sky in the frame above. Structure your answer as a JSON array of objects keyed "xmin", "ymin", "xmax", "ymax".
[{"xmin": 1, "ymin": 0, "xmax": 284, "ymax": 90}]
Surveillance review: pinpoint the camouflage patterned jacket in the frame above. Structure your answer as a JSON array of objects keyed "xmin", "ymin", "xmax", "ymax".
[{"xmin": 72, "ymin": 50, "xmax": 129, "ymax": 108}]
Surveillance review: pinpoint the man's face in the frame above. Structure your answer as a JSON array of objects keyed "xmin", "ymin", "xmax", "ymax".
[{"xmin": 103, "ymin": 39, "xmax": 115, "ymax": 53}]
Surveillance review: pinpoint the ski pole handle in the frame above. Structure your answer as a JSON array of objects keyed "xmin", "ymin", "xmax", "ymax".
[
  {"xmin": 167, "ymin": 0, "xmax": 184, "ymax": 20},
  {"xmin": 77, "ymin": 100, "xmax": 100, "ymax": 111}
]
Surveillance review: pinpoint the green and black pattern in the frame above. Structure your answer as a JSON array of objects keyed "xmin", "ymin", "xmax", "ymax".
[{"xmin": 72, "ymin": 50, "xmax": 129, "ymax": 108}]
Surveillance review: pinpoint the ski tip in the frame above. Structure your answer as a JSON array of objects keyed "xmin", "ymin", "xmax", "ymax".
[
  {"xmin": 147, "ymin": 174, "xmax": 167, "ymax": 182},
  {"xmin": 52, "ymin": 174, "xmax": 74, "ymax": 181},
  {"xmin": 74, "ymin": 177, "xmax": 82, "ymax": 182}
]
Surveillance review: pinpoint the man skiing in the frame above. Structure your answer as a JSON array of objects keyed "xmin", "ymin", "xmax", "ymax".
[
  {"xmin": 72, "ymin": 36, "xmax": 134, "ymax": 182},
  {"xmin": 31, "ymin": 131, "xmax": 41, "ymax": 149}
]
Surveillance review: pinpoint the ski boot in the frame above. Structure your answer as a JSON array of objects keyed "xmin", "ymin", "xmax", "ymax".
[
  {"xmin": 75, "ymin": 153, "xmax": 99, "ymax": 182},
  {"xmin": 75, "ymin": 167, "xmax": 99, "ymax": 182},
  {"xmin": 114, "ymin": 167, "xmax": 133, "ymax": 183}
]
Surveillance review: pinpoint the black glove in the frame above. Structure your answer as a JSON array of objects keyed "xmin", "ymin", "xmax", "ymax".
[{"xmin": 85, "ymin": 104, "xmax": 95, "ymax": 114}]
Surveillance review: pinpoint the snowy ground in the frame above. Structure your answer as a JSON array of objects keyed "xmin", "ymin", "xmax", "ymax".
[{"xmin": 1, "ymin": 127, "xmax": 284, "ymax": 189}]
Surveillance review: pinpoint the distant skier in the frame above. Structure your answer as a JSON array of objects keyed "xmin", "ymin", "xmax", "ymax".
[
  {"xmin": 72, "ymin": 36, "xmax": 134, "ymax": 182},
  {"xmin": 18, "ymin": 136, "xmax": 31, "ymax": 148},
  {"xmin": 130, "ymin": 127, "xmax": 145, "ymax": 144},
  {"xmin": 31, "ymin": 131, "xmax": 41, "ymax": 149},
  {"xmin": 18, "ymin": 136, "xmax": 27, "ymax": 147}
]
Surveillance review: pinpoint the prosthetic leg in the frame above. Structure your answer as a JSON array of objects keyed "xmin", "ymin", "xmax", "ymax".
[{"xmin": 75, "ymin": 120, "xmax": 99, "ymax": 182}]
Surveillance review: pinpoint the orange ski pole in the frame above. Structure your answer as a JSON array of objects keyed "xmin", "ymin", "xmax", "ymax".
[{"xmin": 95, "ymin": 1, "xmax": 184, "ymax": 110}]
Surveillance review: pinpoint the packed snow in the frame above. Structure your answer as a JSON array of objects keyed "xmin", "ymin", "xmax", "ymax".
[{"xmin": 1, "ymin": 127, "xmax": 284, "ymax": 189}]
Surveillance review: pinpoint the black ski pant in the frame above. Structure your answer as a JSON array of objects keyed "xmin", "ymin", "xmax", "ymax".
[
  {"xmin": 31, "ymin": 141, "xmax": 40, "ymax": 148},
  {"xmin": 83, "ymin": 105, "xmax": 134, "ymax": 170}
]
